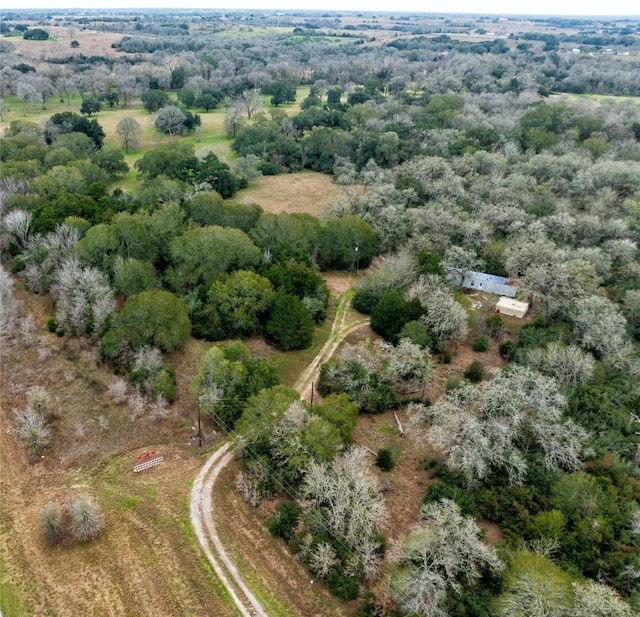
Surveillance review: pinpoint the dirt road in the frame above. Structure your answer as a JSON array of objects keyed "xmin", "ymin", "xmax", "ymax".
[{"xmin": 189, "ymin": 290, "xmax": 368, "ymax": 617}]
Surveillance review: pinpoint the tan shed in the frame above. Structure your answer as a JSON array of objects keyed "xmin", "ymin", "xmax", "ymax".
[{"xmin": 495, "ymin": 297, "xmax": 529, "ymax": 318}]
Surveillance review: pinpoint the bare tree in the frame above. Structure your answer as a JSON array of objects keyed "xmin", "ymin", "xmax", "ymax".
[
  {"xmin": 0, "ymin": 265, "xmax": 21, "ymax": 344},
  {"xmin": 407, "ymin": 277, "xmax": 469, "ymax": 352},
  {"xmin": 299, "ymin": 447, "xmax": 387, "ymax": 578},
  {"xmin": 107, "ymin": 377, "xmax": 129, "ymax": 404},
  {"xmin": 69, "ymin": 494, "xmax": 103, "ymax": 542},
  {"xmin": 526, "ymin": 343, "xmax": 595, "ymax": 389},
  {"xmin": 2, "ymin": 209, "xmax": 32, "ymax": 249},
  {"xmin": 497, "ymin": 550, "xmax": 573, "ymax": 617},
  {"xmin": 154, "ymin": 105, "xmax": 186, "ymax": 138},
  {"xmin": 53, "ymin": 257, "xmax": 115, "ymax": 336},
  {"xmin": 310, "ymin": 542, "xmax": 338, "ymax": 579},
  {"xmin": 240, "ymin": 88, "xmax": 262, "ymax": 119},
  {"xmin": 116, "ymin": 117, "xmax": 142, "ymax": 152},
  {"xmin": 411, "ymin": 366, "xmax": 588, "ymax": 487},
  {"xmin": 572, "ymin": 295, "xmax": 629, "ymax": 365},
  {"xmin": 16, "ymin": 80, "xmax": 39, "ymax": 114},
  {"xmin": 569, "ymin": 580, "xmax": 635, "ymax": 617},
  {"xmin": 14, "ymin": 406, "xmax": 51, "ymax": 456},
  {"xmin": 441, "ymin": 245, "xmax": 484, "ymax": 282},
  {"xmin": 392, "ymin": 499, "xmax": 503, "ymax": 617},
  {"xmin": 40, "ymin": 501, "xmax": 65, "ymax": 546},
  {"xmin": 223, "ymin": 97, "xmax": 245, "ymax": 138}
]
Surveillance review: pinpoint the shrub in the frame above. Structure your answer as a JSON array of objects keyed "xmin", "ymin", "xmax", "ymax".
[
  {"xmin": 326, "ymin": 567, "xmax": 359, "ymax": 600},
  {"xmin": 26, "ymin": 386, "xmax": 51, "ymax": 418},
  {"xmin": 151, "ymin": 366, "xmax": 176, "ymax": 403},
  {"xmin": 264, "ymin": 291, "xmax": 314, "ymax": 351},
  {"xmin": 69, "ymin": 494, "xmax": 102, "ymax": 542},
  {"xmin": 464, "ymin": 360, "xmax": 484, "ymax": 383},
  {"xmin": 351, "ymin": 286, "xmax": 381, "ymax": 315},
  {"xmin": 40, "ymin": 501, "xmax": 65, "ymax": 546},
  {"xmin": 498, "ymin": 340, "xmax": 517, "ymax": 361},
  {"xmin": 376, "ymin": 447, "xmax": 397, "ymax": 472},
  {"xmin": 472, "ymin": 336, "xmax": 489, "ymax": 352},
  {"xmin": 269, "ymin": 501, "xmax": 301, "ymax": 542},
  {"xmin": 485, "ymin": 313, "xmax": 504, "ymax": 338},
  {"xmin": 47, "ymin": 317, "xmax": 57, "ymax": 333},
  {"xmin": 440, "ymin": 350, "xmax": 452, "ymax": 364},
  {"xmin": 446, "ymin": 375, "xmax": 465, "ymax": 391}
]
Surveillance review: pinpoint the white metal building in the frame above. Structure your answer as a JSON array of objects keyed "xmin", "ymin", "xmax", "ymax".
[{"xmin": 495, "ymin": 297, "xmax": 529, "ymax": 318}]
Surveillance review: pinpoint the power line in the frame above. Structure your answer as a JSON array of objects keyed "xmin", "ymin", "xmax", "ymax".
[{"xmin": 196, "ymin": 389, "xmax": 407, "ymax": 605}]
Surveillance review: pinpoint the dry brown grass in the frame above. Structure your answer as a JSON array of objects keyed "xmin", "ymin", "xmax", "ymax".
[
  {"xmin": 0, "ymin": 284, "xmax": 237, "ymax": 617},
  {"xmin": 234, "ymin": 171, "xmax": 342, "ymax": 217},
  {"xmin": 6, "ymin": 29, "xmax": 122, "ymax": 62}
]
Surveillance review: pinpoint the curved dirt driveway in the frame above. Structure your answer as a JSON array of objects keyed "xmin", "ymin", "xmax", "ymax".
[{"xmin": 190, "ymin": 291, "xmax": 368, "ymax": 616}]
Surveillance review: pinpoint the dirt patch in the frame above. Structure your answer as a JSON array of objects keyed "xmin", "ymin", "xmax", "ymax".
[
  {"xmin": 235, "ymin": 172, "xmax": 342, "ymax": 217},
  {"xmin": 478, "ymin": 520, "xmax": 505, "ymax": 546}
]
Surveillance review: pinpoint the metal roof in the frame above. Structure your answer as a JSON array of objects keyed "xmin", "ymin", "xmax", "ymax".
[{"xmin": 447, "ymin": 270, "xmax": 519, "ymax": 298}]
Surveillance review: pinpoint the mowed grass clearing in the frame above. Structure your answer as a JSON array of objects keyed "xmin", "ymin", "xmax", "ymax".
[{"xmin": 234, "ymin": 170, "xmax": 341, "ymax": 217}]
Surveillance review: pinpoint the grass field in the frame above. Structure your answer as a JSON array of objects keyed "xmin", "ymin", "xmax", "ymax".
[{"xmin": 554, "ymin": 92, "xmax": 640, "ymax": 104}]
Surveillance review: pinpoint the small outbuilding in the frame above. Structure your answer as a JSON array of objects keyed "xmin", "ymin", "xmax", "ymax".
[{"xmin": 495, "ymin": 297, "xmax": 529, "ymax": 319}]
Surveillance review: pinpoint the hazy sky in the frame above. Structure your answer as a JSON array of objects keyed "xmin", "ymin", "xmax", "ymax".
[{"xmin": 6, "ymin": 0, "xmax": 640, "ymax": 17}]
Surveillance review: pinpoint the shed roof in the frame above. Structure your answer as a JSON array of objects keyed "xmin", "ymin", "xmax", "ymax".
[{"xmin": 447, "ymin": 270, "xmax": 519, "ymax": 298}]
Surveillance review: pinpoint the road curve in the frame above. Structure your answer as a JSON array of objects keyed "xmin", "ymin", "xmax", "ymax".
[
  {"xmin": 190, "ymin": 290, "xmax": 369, "ymax": 616},
  {"xmin": 190, "ymin": 441, "xmax": 268, "ymax": 617}
]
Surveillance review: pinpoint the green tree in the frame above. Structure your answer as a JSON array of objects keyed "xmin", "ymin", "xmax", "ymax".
[
  {"xmin": 195, "ymin": 93, "xmax": 218, "ymax": 111},
  {"xmin": 261, "ymin": 80, "xmax": 297, "ymax": 107},
  {"xmin": 192, "ymin": 342, "xmax": 280, "ymax": 430},
  {"xmin": 92, "ymin": 147, "xmax": 129, "ymax": 177},
  {"xmin": 370, "ymin": 290, "xmax": 423, "ymax": 344},
  {"xmin": 141, "ymin": 89, "xmax": 170, "ymax": 113},
  {"xmin": 196, "ymin": 151, "xmax": 245, "ymax": 198},
  {"xmin": 113, "ymin": 258, "xmax": 160, "ymax": 297},
  {"xmin": 101, "ymin": 290, "xmax": 190, "ymax": 363},
  {"xmin": 166, "ymin": 226, "xmax": 261, "ymax": 293},
  {"xmin": 23, "ymin": 28, "xmax": 49, "ymax": 40},
  {"xmin": 250, "ymin": 212, "xmax": 320, "ymax": 263},
  {"xmin": 186, "ymin": 192, "xmax": 262, "ymax": 231},
  {"xmin": 265, "ymin": 290, "xmax": 314, "ymax": 350},
  {"xmin": 317, "ymin": 215, "xmax": 376, "ymax": 271},
  {"xmin": 134, "ymin": 142, "xmax": 199, "ymax": 182},
  {"xmin": 48, "ymin": 112, "xmax": 105, "ymax": 148},
  {"xmin": 198, "ymin": 270, "xmax": 275, "ymax": 340},
  {"xmin": 80, "ymin": 97, "xmax": 101, "ymax": 116},
  {"xmin": 311, "ymin": 394, "xmax": 359, "ymax": 443}
]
